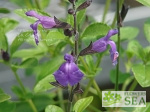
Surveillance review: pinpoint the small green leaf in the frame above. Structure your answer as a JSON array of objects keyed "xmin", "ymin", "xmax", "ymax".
[
  {"xmin": 0, "ymin": 91, "xmax": 11, "ymax": 103},
  {"xmin": 81, "ymin": 22, "xmax": 111, "ymax": 39},
  {"xmin": 111, "ymin": 27, "xmax": 139, "ymax": 41},
  {"xmin": 15, "ymin": 9, "xmax": 50, "ymax": 23},
  {"xmin": 0, "ymin": 18, "xmax": 18, "ymax": 33},
  {"xmin": 45, "ymin": 105, "xmax": 63, "ymax": 112},
  {"xmin": 0, "ymin": 29, "xmax": 8, "ymax": 51},
  {"xmin": 46, "ymin": 29, "xmax": 66, "ymax": 46},
  {"xmin": 10, "ymin": 31, "xmax": 32, "ymax": 55},
  {"xmin": 110, "ymin": 70, "xmax": 131, "ymax": 84},
  {"xmin": 0, "ymin": 8, "xmax": 10, "ymax": 14},
  {"xmin": 144, "ymin": 18, "xmax": 150, "ymax": 42},
  {"xmin": 73, "ymin": 96, "xmax": 93, "ymax": 112},
  {"xmin": 136, "ymin": 0, "xmax": 150, "ymax": 7},
  {"xmin": 133, "ymin": 102, "xmax": 150, "ymax": 112},
  {"xmin": 132, "ymin": 64, "xmax": 150, "ymax": 87},
  {"xmin": 0, "ymin": 101, "xmax": 16, "ymax": 112},
  {"xmin": 34, "ymin": 75, "xmax": 55, "ymax": 93}
]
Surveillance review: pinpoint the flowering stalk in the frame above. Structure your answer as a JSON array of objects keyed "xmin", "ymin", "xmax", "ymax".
[{"xmin": 115, "ymin": 0, "xmax": 121, "ymax": 91}]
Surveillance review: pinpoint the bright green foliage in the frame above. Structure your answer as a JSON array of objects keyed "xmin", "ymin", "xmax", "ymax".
[
  {"xmin": 110, "ymin": 69, "xmax": 130, "ymax": 84},
  {"xmin": 111, "ymin": 27, "xmax": 139, "ymax": 41},
  {"xmin": 73, "ymin": 96, "xmax": 93, "ymax": 112},
  {"xmin": 0, "ymin": 18, "xmax": 18, "ymax": 33},
  {"xmin": 144, "ymin": 18, "xmax": 150, "ymax": 42},
  {"xmin": 132, "ymin": 64, "xmax": 150, "ymax": 87},
  {"xmin": 0, "ymin": 89, "xmax": 11, "ymax": 103},
  {"xmin": 0, "ymin": 101, "xmax": 16, "ymax": 112},
  {"xmin": 45, "ymin": 105, "xmax": 64, "ymax": 112},
  {"xmin": 40, "ymin": 0, "xmax": 51, "ymax": 9},
  {"xmin": 0, "ymin": 29, "xmax": 8, "ymax": 51},
  {"xmin": 34, "ymin": 75, "xmax": 55, "ymax": 93},
  {"xmin": 133, "ymin": 103, "xmax": 150, "ymax": 112},
  {"xmin": 136, "ymin": 0, "xmax": 150, "ymax": 7},
  {"xmin": 46, "ymin": 29, "xmax": 66, "ymax": 46}
]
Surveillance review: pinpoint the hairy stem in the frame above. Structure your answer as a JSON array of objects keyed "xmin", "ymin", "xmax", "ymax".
[{"xmin": 102, "ymin": 0, "xmax": 112, "ymax": 23}]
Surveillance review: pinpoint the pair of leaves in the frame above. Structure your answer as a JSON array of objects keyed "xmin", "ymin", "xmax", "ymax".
[{"xmin": 45, "ymin": 96, "xmax": 93, "ymax": 112}]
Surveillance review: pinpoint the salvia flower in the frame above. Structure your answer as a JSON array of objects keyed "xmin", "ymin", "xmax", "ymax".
[
  {"xmin": 53, "ymin": 54, "xmax": 84, "ymax": 86},
  {"xmin": 26, "ymin": 10, "xmax": 56, "ymax": 45},
  {"xmin": 80, "ymin": 29, "xmax": 119, "ymax": 65}
]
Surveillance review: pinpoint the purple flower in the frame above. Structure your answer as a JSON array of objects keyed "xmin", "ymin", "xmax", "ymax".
[
  {"xmin": 53, "ymin": 54, "xmax": 84, "ymax": 86},
  {"xmin": 80, "ymin": 29, "xmax": 119, "ymax": 65},
  {"xmin": 92, "ymin": 29, "xmax": 119, "ymax": 65},
  {"xmin": 26, "ymin": 10, "xmax": 56, "ymax": 45}
]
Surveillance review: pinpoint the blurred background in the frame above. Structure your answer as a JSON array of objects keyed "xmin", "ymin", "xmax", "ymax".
[{"xmin": 0, "ymin": 0, "xmax": 150, "ymax": 100}]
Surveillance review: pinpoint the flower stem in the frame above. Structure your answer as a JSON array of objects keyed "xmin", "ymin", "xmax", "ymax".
[
  {"xmin": 58, "ymin": 88, "xmax": 65, "ymax": 110},
  {"xmin": 115, "ymin": 0, "xmax": 121, "ymax": 91},
  {"xmin": 12, "ymin": 69, "xmax": 38, "ymax": 112},
  {"xmin": 128, "ymin": 79, "xmax": 138, "ymax": 91},
  {"xmin": 92, "ymin": 80, "xmax": 102, "ymax": 100},
  {"xmin": 67, "ymin": 86, "xmax": 74, "ymax": 112},
  {"xmin": 102, "ymin": 0, "xmax": 112, "ymax": 23}
]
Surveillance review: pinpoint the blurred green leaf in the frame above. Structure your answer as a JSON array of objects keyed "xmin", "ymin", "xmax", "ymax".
[
  {"xmin": 10, "ymin": 0, "xmax": 26, "ymax": 7},
  {"xmin": 10, "ymin": 31, "xmax": 32, "ymax": 55},
  {"xmin": 0, "ymin": 101, "xmax": 16, "ymax": 112},
  {"xmin": 136, "ymin": 0, "xmax": 150, "ymax": 7},
  {"xmin": 111, "ymin": 27, "xmax": 139, "ymax": 42},
  {"xmin": 45, "ymin": 105, "xmax": 63, "ymax": 112},
  {"xmin": 40, "ymin": 0, "xmax": 51, "ymax": 9},
  {"xmin": 0, "ymin": 89, "xmax": 11, "ymax": 103},
  {"xmin": 46, "ymin": 29, "xmax": 66, "ymax": 46},
  {"xmin": 0, "ymin": 8, "xmax": 10, "ymax": 13},
  {"xmin": 0, "ymin": 18, "xmax": 18, "ymax": 33},
  {"xmin": 133, "ymin": 102, "xmax": 150, "ymax": 112},
  {"xmin": 73, "ymin": 96, "xmax": 93, "ymax": 112},
  {"xmin": 132, "ymin": 64, "xmax": 150, "ymax": 87},
  {"xmin": 110, "ymin": 69, "xmax": 131, "ymax": 84},
  {"xmin": 0, "ymin": 29, "xmax": 8, "ymax": 51},
  {"xmin": 15, "ymin": 9, "xmax": 50, "ymax": 23},
  {"xmin": 144, "ymin": 18, "xmax": 150, "ymax": 42},
  {"xmin": 67, "ymin": 9, "xmax": 86, "ymax": 27},
  {"xmin": 34, "ymin": 75, "xmax": 55, "ymax": 93},
  {"xmin": 11, "ymin": 86, "xmax": 24, "ymax": 98},
  {"xmin": 126, "ymin": 40, "xmax": 145, "ymax": 60}
]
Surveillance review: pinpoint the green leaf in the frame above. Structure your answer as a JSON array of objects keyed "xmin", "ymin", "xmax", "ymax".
[
  {"xmin": 10, "ymin": 31, "xmax": 32, "ymax": 55},
  {"xmin": 0, "ymin": 101, "xmax": 16, "ymax": 112},
  {"xmin": 110, "ymin": 70, "xmax": 131, "ymax": 84},
  {"xmin": 34, "ymin": 75, "xmax": 55, "ymax": 93},
  {"xmin": 0, "ymin": 29, "xmax": 8, "ymax": 51},
  {"xmin": 133, "ymin": 102, "xmax": 150, "ymax": 112},
  {"xmin": 40, "ymin": 0, "xmax": 51, "ymax": 9},
  {"xmin": 45, "ymin": 105, "xmax": 63, "ymax": 112},
  {"xmin": 10, "ymin": 0, "xmax": 26, "ymax": 7},
  {"xmin": 73, "ymin": 96, "xmax": 93, "ymax": 112},
  {"xmin": 14, "ymin": 9, "xmax": 50, "ymax": 23},
  {"xmin": 111, "ymin": 27, "xmax": 139, "ymax": 42},
  {"xmin": 0, "ymin": 89, "xmax": 11, "ymax": 103},
  {"xmin": 0, "ymin": 18, "xmax": 18, "ymax": 33},
  {"xmin": 132, "ymin": 64, "xmax": 150, "ymax": 87},
  {"xmin": 11, "ymin": 86, "xmax": 24, "ymax": 98},
  {"xmin": 46, "ymin": 29, "xmax": 66, "ymax": 46},
  {"xmin": 0, "ymin": 8, "xmax": 10, "ymax": 14},
  {"xmin": 136, "ymin": 0, "xmax": 150, "ymax": 7},
  {"xmin": 67, "ymin": 9, "xmax": 86, "ymax": 27},
  {"xmin": 144, "ymin": 18, "xmax": 150, "ymax": 42}
]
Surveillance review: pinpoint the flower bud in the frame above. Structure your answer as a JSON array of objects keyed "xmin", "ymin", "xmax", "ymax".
[
  {"xmin": 1, "ymin": 50, "xmax": 10, "ymax": 61},
  {"xmin": 68, "ymin": 9, "xmax": 74, "ymax": 15},
  {"xmin": 68, "ymin": 0, "xmax": 76, "ymax": 3}
]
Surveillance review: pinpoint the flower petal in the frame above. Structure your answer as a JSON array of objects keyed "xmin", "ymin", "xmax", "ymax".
[
  {"xmin": 104, "ymin": 29, "xmax": 118, "ymax": 40},
  {"xmin": 64, "ymin": 54, "xmax": 74, "ymax": 62},
  {"xmin": 30, "ymin": 20, "xmax": 41, "ymax": 45},
  {"xmin": 26, "ymin": 10, "xmax": 41, "ymax": 19},
  {"xmin": 39, "ymin": 17, "xmax": 56, "ymax": 29}
]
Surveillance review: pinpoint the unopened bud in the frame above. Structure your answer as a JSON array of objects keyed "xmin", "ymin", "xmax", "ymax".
[
  {"xmin": 1, "ymin": 50, "xmax": 10, "ymax": 61},
  {"xmin": 64, "ymin": 29, "xmax": 73, "ymax": 37},
  {"xmin": 68, "ymin": 9, "xmax": 74, "ymax": 15},
  {"xmin": 68, "ymin": 0, "xmax": 76, "ymax": 3}
]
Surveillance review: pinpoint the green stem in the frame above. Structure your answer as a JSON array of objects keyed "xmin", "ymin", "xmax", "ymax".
[
  {"xmin": 24, "ymin": 0, "xmax": 32, "ymax": 8},
  {"xmin": 12, "ymin": 69, "xmax": 38, "ymax": 112},
  {"xmin": 92, "ymin": 80, "xmax": 102, "ymax": 100},
  {"xmin": 111, "ymin": 0, "xmax": 124, "ymax": 28},
  {"xmin": 58, "ymin": 88, "xmax": 65, "ymax": 110},
  {"xmin": 115, "ymin": 0, "xmax": 121, "ymax": 91},
  {"xmin": 122, "ymin": 76, "xmax": 134, "ymax": 91},
  {"xmin": 34, "ymin": 0, "xmax": 41, "ymax": 9},
  {"xmin": 128, "ymin": 79, "xmax": 138, "ymax": 91},
  {"xmin": 67, "ymin": 86, "xmax": 74, "ymax": 112},
  {"xmin": 82, "ymin": 78, "xmax": 94, "ymax": 97},
  {"xmin": 102, "ymin": 0, "xmax": 112, "ymax": 23}
]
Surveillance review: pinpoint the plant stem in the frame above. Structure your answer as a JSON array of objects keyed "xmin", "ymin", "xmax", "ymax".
[
  {"xmin": 92, "ymin": 80, "xmax": 102, "ymax": 100},
  {"xmin": 34, "ymin": 0, "xmax": 41, "ymax": 9},
  {"xmin": 58, "ymin": 88, "xmax": 65, "ymax": 110},
  {"xmin": 12, "ymin": 69, "xmax": 38, "ymax": 112},
  {"xmin": 102, "ymin": 0, "xmax": 112, "ymax": 23},
  {"xmin": 128, "ymin": 79, "xmax": 138, "ymax": 91},
  {"xmin": 115, "ymin": 0, "xmax": 120, "ymax": 91},
  {"xmin": 67, "ymin": 86, "xmax": 74, "ymax": 112}
]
